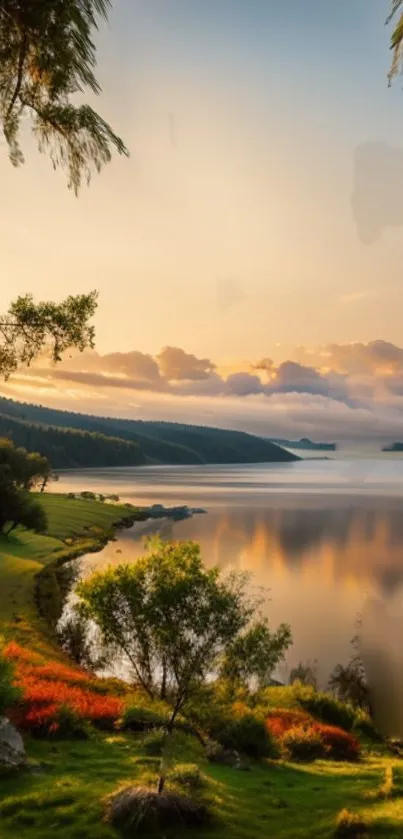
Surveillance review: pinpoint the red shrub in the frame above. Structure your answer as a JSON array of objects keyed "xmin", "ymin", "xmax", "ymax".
[
  {"xmin": 313, "ymin": 723, "xmax": 360, "ymax": 762},
  {"xmin": 5, "ymin": 642, "xmax": 124, "ymax": 735},
  {"xmin": 266, "ymin": 709, "xmax": 312, "ymax": 738},
  {"xmin": 3, "ymin": 642, "xmax": 43, "ymax": 666}
]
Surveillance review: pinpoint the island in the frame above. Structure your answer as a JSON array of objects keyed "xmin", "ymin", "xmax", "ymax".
[
  {"xmin": 267, "ymin": 436, "xmax": 337, "ymax": 451},
  {"xmin": 382, "ymin": 442, "xmax": 403, "ymax": 452}
]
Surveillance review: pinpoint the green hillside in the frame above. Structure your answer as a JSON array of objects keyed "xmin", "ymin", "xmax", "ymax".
[{"xmin": 0, "ymin": 397, "xmax": 299, "ymax": 467}]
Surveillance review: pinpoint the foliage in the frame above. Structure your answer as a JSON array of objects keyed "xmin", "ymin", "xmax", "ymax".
[
  {"xmin": 5, "ymin": 642, "xmax": 123, "ymax": 735},
  {"xmin": 266, "ymin": 708, "xmax": 313, "ymax": 738},
  {"xmin": 218, "ymin": 711, "xmax": 278, "ymax": 759},
  {"xmin": 335, "ymin": 808, "xmax": 368, "ymax": 837},
  {"xmin": 312, "ymin": 724, "xmax": 360, "ymax": 762},
  {"xmin": 0, "ymin": 0, "xmax": 128, "ymax": 191},
  {"xmin": 0, "ymin": 438, "xmax": 52, "ymax": 491},
  {"xmin": 281, "ymin": 725, "xmax": 325, "ymax": 762},
  {"xmin": 289, "ymin": 660, "xmax": 318, "ymax": 689},
  {"xmin": 141, "ymin": 728, "xmax": 166, "ymax": 757},
  {"xmin": 169, "ymin": 763, "xmax": 205, "ymax": 791},
  {"xmin": 0, "ymin": 466, "xmax": 47, "ymax": 535},
  {"xmin": 294, "ymin": 684, "xmax": 356, "ymax": 731},
  {"xmin": 58, "ymin": 615, "xmax": 108, "ymax": 670},
  {"xmin": 220, "ymin": 618, "xmax": 292, "ymax": 693},
  {"xmin": 121, "ymin": 702, "xmax": 170, "ymax": 732},
  {"xmin": 76, "ymin": 538, "xmax": 262, "ymax": 710},
  {"xmin": 329, "ymin": 635, "xmax": 370, "ymax": 712},
  {"xmin": 0, "ymin": 292, "xmax": 98, "ymax": 379},
  {"xmin": 0, "ymin": 639, "xmax": 21, "ymax": 714},
  {"xmin": 387, "ymin": 1, "xmax": 403, "ymax": 85}
]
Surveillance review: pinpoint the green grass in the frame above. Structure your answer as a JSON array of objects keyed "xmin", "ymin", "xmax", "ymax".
[
  {"xmin": 0, "ymin": 733, "xmax": 403, "ymax": 839},
  {"xmin": 1, "ymin": 493, "xmax": 403, "ymax": 838},
  {"xmin": 0, "ymin": 494, "xmax": 137, "ymax": 653}
]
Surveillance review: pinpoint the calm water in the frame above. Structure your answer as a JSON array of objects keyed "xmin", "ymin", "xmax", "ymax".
[{"xmin": 57, "ymin": 455, "xmax": 403, "ymax": 684}]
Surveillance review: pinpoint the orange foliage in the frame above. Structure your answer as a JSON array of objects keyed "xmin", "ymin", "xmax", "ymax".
[
  {"xmin": 5, "ymin": 642, "xmax": 124, "ymax": 736},
  {"xmin": 312, "ymin": 723, "xmax": 360, "ymax": 761},
  {"xmin": 266, "ymin": 709, "xmax": 312, "ymax": 738}
]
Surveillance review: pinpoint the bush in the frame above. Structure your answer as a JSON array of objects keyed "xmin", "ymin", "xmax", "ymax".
[
  {"xmin": 295, "ymin": 685, "xmax": 356, "ymax": 731},
  {"xmin": 141, "ymin": 728, "xmax": 166, "ymax": 757},
  {"xmin": 0, "ymin": 645, "xmax": 21, "ymax": 715},
  {"xmin": 106, "ymin": 786, "xmax": 211, "ymax": 833},
  {"xmin": 313, "ymin": 724, "xmax": 360, "ymax": 762},
  {"xmin": 121, "ymin": 703, "xmax": 169, "ymax": 732},
  {"xmin": 219, "ymin": 713, "xmax": 278, "ymax": 758},
  {"xmin": 169, "ymin": 763, "xmax": 205, "ymax": 790},
  {"xmin": 266, "ymin": 708, "xmax": 312, "ymax": 738},
  {"xmin": 335, "ymin": 808, "xmax": 368, "ymax": 837},
  {"xmin": 282, "ymin": 725, "xmax": 325, "ymax": 762}
]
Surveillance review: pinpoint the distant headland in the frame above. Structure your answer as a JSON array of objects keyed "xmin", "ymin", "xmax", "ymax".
[
  {"xmin": 267, "ymin": 437, "xmax": 337, "ymax": 452},
  {"xmin": 382, "ymin": 442, "xmax": 403, "ymax": 452}
]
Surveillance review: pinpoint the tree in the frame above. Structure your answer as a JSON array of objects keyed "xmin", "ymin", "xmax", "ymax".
[
  {"xmin": 388, "ymin": 2, "xmax": 403, "ymax": 84},
  {"xmin": 0, "ymin": 290, "xmax": 97, "ymax": 379},
  {"xmin": 220, "ymin": 618, "xmax": 292, "ymax": 694},
  {"xmin": 0, "ymin": 437, "xmax": 53, "ymax": 490},
  {"xmin": 0, "ymin": 0, "xmax": 128, "ymax": 192},
  {"xmin": 0, "ymin": 467, "xmax": 47, "ymax": 534},
  {"xmin": 289, "ymin": 660, "xmax": 318, "ymax": 689},
  {"xmin": 328, "ymin": 633, "xmax": 370, "ymax": 711},
  {"xmin": 76, "ymin": 537, "xmax": 291, "ymax": 793}
]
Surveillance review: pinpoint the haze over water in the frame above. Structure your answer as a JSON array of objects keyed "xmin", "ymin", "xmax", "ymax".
[{"xmin": 58, "ymin": 452, "xmax": 403, "ymax": 686}]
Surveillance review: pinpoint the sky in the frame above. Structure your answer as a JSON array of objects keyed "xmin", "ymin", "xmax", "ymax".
[{"xmin": 2, "ymin": 0, "xmax": 403, "ymax": 443}]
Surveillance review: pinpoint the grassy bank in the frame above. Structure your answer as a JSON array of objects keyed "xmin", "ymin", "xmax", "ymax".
[
  {"xmin": 1, "ymin": 494, "xmax": 403, "ymax": 838},
  {"xmin": 0, "ymin": 493, "xmax": 141, "ymax": 655}
]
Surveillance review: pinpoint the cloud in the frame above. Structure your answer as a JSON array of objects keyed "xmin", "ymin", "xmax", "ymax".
[
  {"xmin": 156, "ymin": 346, "xmax": 216, "ymax": 381},
  {"xmin": 7, "ymin": 339, "xmax": 403, "ymax": 443},
  {"xmin": 294, "ymin": 340, "xmax": 403, "ymax": 377}
]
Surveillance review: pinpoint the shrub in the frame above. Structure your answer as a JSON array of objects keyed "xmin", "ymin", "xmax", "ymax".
[
  {"xmin": 169, "ymin": 763, "xmax": 205, "ymax": 790},
  {"xmin": 121, "ymin": 703, "xmax": 169, "ymax": 732},
  {"xmin": 266, "ymin": 708, "xmax": 312, "ymax": 738},
  {"xmin": 335, "ymin": 808, "xmax": 368, "ymax": 837},
  {"xmin": 219, "ymin": 713, "xmax": 278, "ymax": 758},
  {"xmin": 295, "ymin": 685, "xmax": 356, "ymax": 731},
  {"xmin": 106, "ymin": 786, "xmax": 211, "ymax": 833},
  {"xmin": 282, "ymin": 725, "xmax": 325, "ymax": 762},
  {"xmin": 141, "ymin": 728, "xmax": 166, "ymax": 757},
  {"xmin": 314, "ymin": 724, "xmax": 360, "ymax": 762},
  {"xmin": 0, "ymin": 643, "xmax": 21, "ymax": 715}
]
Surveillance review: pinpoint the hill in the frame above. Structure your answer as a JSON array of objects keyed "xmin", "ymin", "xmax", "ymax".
[{"xmin": 0, "ymin": 397, "xmax": 299, "ymax": 467}]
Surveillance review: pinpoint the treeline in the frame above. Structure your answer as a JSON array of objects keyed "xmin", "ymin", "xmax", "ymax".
[
  {"xmin": 0, "ymin": 413, "xmax": 145, "ymax": 469},
  {"xmin": 0, "ymin": 397, "xmax": 298, "ymax": 466}
]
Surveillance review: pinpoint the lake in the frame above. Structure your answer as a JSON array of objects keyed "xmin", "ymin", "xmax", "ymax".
[{"xmin": 56, "ymin": 454, "xmax": 403, "ymax": 685}]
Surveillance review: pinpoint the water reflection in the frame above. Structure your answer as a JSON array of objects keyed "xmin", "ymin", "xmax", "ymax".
[{"xmin": 69, "ymin": 494, "xmax": 403, "ymax": 686}]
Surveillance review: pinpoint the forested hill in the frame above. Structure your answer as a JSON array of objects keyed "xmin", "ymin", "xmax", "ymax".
[{"xmin": 0, "ymin": 397, "xmax": 299, "ymax": 467}]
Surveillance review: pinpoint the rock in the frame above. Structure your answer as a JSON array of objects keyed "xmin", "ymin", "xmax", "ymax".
[{"xmin": 0, "ymin": 717, "xmax": 25, "ymax": 772}]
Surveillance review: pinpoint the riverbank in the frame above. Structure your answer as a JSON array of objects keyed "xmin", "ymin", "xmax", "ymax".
[{"xmin": 0, "ymin": 493, "xmax": 145, "ymax": 656}]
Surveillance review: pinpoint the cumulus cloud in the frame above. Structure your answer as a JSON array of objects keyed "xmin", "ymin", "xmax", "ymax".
[
  {"xmin": 294, "ymin": 340, "xmax": 403, "ymax": 376},
  {"xmin": 8, "ymin": 339, "xmax": 403, "ymax": 443},
  {"xmin": 156, "ymin": 346, "xmax": 215, "ymax": 381}
]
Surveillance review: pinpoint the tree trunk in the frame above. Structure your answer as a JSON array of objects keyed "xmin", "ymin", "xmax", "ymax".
[
  {"xmin": 160, "ymin": 659, "xmax": 167, "ymax": 700},
  {"xmin": 156, "ymin": 701, "xmax": 181, "ymax": 795}
]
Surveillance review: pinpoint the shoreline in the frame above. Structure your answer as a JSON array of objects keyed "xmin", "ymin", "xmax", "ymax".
[{"xmin": 34, "ymin": 499, "xmax": 206, "ymax": 638}]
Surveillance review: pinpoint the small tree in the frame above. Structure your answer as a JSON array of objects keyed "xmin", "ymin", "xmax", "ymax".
[
  {"xmin": 289, "ymin": 660, "xmax": 318, "ymax": 689},
  {"xmin": 76, "ymin": 537, "xmax": 292, "ymax": 793}
]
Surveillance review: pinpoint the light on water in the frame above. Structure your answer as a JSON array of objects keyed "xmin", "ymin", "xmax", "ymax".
[{"xmin": 58, "ymin": 455, "xmax": 403, "ymax": 694}]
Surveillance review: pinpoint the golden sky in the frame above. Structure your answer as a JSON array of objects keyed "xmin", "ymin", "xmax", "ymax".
[{"xmin": 2, "ymin": 1, "xmax": 403, "ymax": 440}]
